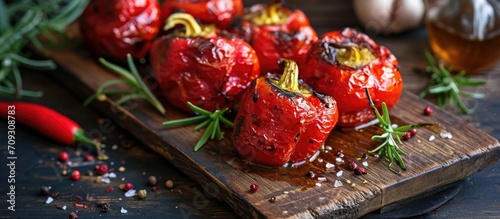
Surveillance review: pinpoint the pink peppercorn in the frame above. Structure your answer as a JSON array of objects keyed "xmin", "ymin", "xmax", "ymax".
[
  {"xmin": 59, "ymin": 152, "xmax": 69, "ymax": 162},
  {"xmin": 71, "ymin": 170, "xmax": 81, "ymax": 181},
  {"xmin": 249, "ymin": 184, "xmax": 259, "ymax": 192},
  {"xmin": 124, "ymin": 182, "xmax": 134, "ymax": 191},
  {"xmin": 95, "ymin": 164, "xmax": 108, "ymax": 175},
  {"xmin": 423, "ymin": 106, "xmax": 433, "ymax": 115}
]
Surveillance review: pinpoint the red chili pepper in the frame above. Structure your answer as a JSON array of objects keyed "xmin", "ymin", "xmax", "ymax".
[
  {"xmin": 160, "ymin": 0, "xmax": 243, "ymax": 30},
  {"xmin": 300, "ymin": 28, "xmax": 403, "ymax": 127},
  {"xmin": 0, "ymin": 102, "xmax": 102, "ymax": 148},
  {"xmin": 231, "ymin": 59, "xmax": 338, "ymax": 166},
  {"xmin": 235, "ymin": 2, "xmax": 318, "ymax": 74},
  {"xmin": 80, "ymin": 0, "xmax": 161, "ymax": 59},
  {"xmin": 150, "ymin": 13, "xmax": 260, "ymax": 112}
]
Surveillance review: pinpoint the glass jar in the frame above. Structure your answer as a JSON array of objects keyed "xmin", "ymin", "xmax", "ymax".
[{"xmin": 425, "ymin": 0, "xmax": 500, "ymax": 74}]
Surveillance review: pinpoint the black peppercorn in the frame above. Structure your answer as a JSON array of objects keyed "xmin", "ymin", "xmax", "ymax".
[
  {"xmin": 306, "ymin": 171, "xmax": 316, "ymax": 179},
  {"xmin": 40, "ymin": 186, "xmax": 50, "ymax": 196},
  {"xmin": 100, "ymin": 202, "xmax": 110, "ymax": 212},
  {"xmin": 148, "ymin": 176, "xmax": 157, "ymax": 186},
  {"xmin": 269, "ymin": 196, "xmax": 276, "ymax": 203}
]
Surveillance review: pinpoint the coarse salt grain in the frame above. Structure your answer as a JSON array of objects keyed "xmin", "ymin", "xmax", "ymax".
[
  {"xmin": 101, "ymin": 178, "xmax": 111, "ymax": 184},
  {"xmin": 336, "ymin": 170, "xmax": 343, "ymax": 177},
  {"xmin": 62, "ymin": 205, "xmax": 67, "ymax": 210},
  {"xmin": 334, "ymin": 180, "xmax": 343, "ymax": 188},
  {"xmin": 108, "ymin": 172, "xmax": 117, "ymax": 178},
  {"xmin": 124, "ymin": 189, "xmax": 136, "ymax": 197},
  {"xmin": 335, "ymin": 157, "xmax": 344, "ymax": 163},
  {"xmin": 315, "ymin": 183, "xmax": 322, "ymax": 187},
  {"xmin": 325, "ymin": 163, "xmax": 335, "ymax": 169},
  {"xmin": 325, "ymin": 146, "xmax": 333, "ymax": 151},
  {"xmin": 112, "ymin": 145, "xmax": 118, "ymax": 150},
  {"xmin": 429, "ymin": 135, "xmax": 435, "ymax": 141},
  {"xmin": 440, "ymin": 131, "xmax": 453, "ymax": 139},
  {"xmin": 45, "ymin": 197, "xmax": 54, "ymax": 204},
  {"xmin": 362, "ymin": 161, "xmax": 368, "ymax": 167},
  {"xmin": 120, "ymin": 207, "xmax": 128, "ymax": 214},
  {"xmin": 317, "ymin": 177, "xmax": 327, "ymax": 182}
]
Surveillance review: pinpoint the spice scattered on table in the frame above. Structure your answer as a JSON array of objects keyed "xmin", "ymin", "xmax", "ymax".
[
  {"xmin": 68, "ymin": 212, "xmax": 78, "ymax": 219},
  {"xmin": 84, "ymin": 155, "xmax": 94, "ymax": 161},
  {"xmin": 59, "ymin": 152, "xmax": 69, "ymax": 162},
  {"xmin": 46, "ymin": 197, "xmax": 54, "ymax": 204},
  {"xmin": 148, "ymin": 176, "xmax": 157, "ymax": 186},
  {"xmin": 137, "ymin": 189, "xmax": 147, "ymax": 199},
  {"xmin": 96, "ymin": 164, "xmax": 109, "ymax": 175},
  {"xmin": 165, "ymin": 180, "xmax": 174, "ymax": 189},
  {"xmin": 354, "ymin": 167, "xmax": 367, "ymax": 175},
  {"xmin": 100, "ymin": 202, "xmax": 110, "ymax": 212},
  {"xmin": 71, "ymin": 170, "xmax": 81, "ymax": 181},
  {"xmin": 120, "ymin": 207, "xmax": 128, "ymax": 214},
  {"xmin": 124, "ymin": 190, "xmax": 136, "ymax": 197},
  {"xmin": 249, "ymin": 184, "xmax": 259, "ymax": 193},
  {"xmin": 423, "ymin": 106, "xmax": 433, "ymax": 115},
  {"xmin": 40, "ymin": 186, "xmax": 50, "ymax": 196},
  {"xmin": 123, "ymin": 182, "xmax": 133, "ymax": 191},
  {"xmin": 269, "ymin": 196, "xmax": 276, "ymax": 203}
]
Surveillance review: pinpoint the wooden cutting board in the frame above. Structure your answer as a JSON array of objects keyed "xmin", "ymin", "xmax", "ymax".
[{"xmin": 46, "ymin": 47, "xmax": 500, "ymax": 219}]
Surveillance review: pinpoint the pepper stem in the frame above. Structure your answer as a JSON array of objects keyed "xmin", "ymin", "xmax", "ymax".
[
  {"xmin": 333, "ymin": 43, "xmax": 377, "ymax": 69},
  {"xmin": 73, "ymin": 128, "xmax": 105, "ymax": 148},
  {"xmin": 164, "ymin": 13, "xmax": 214, "ymax": 37},
  {"xmin": 277, "ymin": 59, "xmax": 301, "ymax": 93},
  {"xmin": 248, "ymin": 2, "xmax": 288, "ymax": 26}
]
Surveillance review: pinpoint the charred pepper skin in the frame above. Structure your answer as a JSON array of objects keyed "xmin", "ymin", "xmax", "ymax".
[
  {"xmin": 235, "ymin": 2, "xmax": 318, "ymax": 74},
  {"xmin": 300, "ymin": 28, "xmax": 403, "ymax": 128},
  {"xmin": 232, "ymin": 59, "xmax": 338, "ymax": 167},
  {"xmin": 149, "ymin": 13, "xmax": 260, "ymax": 113},
  {"xmin": 80, "ymin": 0, "xmax": 161, "ymax": 60},
  {"xmin": 289, "ymin": 92, "xmax": 338, "ymax": 163},
  {"xmin": 160, "ymin": 0, "xmax": 243, "ymax": 30}
]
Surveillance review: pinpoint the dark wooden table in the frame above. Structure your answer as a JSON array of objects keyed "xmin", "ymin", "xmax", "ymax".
[{"xmin": 1, "ymin": 1, "xmax": 500, "ymax": 218}]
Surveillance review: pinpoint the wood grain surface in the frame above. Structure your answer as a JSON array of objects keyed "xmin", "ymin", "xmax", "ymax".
[
  {"xmin": 3, "ymin": 1, "xmax": 499, "ymax": 218},
  {"xmin": 45, "ymin": 40, "xmax": 500, "ymax": 218}
]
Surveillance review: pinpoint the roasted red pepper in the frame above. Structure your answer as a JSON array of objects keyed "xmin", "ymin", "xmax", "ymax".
[
  {"xmin": 80, "ymin": 0, "xmax": 161, "ymax": 59},
  {"xmin": 235, "ymin": 2, "xmax": 318, "ymax": 74},
  {"xmin": 150, "ymin": 13, "xmax": 260, "ymax": 112},
  {"xmin": 160, "ymin": 0, "xmax": 243, "ymax": 30},
  {"xmin": 300, "ymin": 28, "xmax": 403, "ymax": 127},
  {"xmin": 232, "ymin": 59, "xmax": 338, "ymax": 166},
  {"xmin": 0, "ymin": 102, "xmax": 102, "ymax": 148}
]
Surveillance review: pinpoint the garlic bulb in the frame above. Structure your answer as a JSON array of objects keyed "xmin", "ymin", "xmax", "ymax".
[{"xmin": 353, "ymin": 0, "xmax": 425, "ymax": 35}]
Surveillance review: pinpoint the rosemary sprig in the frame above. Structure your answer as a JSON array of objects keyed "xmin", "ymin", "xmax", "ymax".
[
  {"xmin": 162, "ymin": 102, "xmax": 234, "ymax": 151},
  {"xmin": 0, "ymin": 0, "xmax": 89, "ymax": 98},
  {"xmin": 419, "ymin": 50, "xmax": 486, "ymax": 114},
  {"xmin": 83, "ymin": 54, "xmax": 166, "ymax": 115},
  {"xmin": 366, "ymin": 89, "xmax": 427, "ymax": 170}
]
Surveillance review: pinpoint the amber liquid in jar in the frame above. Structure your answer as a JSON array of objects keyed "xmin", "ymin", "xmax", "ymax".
[{"xmin": 427, "ymin": 21, "xmax": 500, "ymax": 73}]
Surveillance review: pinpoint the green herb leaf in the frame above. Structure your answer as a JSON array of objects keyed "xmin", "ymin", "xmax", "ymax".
[
  {"xmin": 85, "ymin": 54, "xmax": 166, "ymax": 115},
  {"xmin": 162, "ymin": 102, "xmax": 234, "ymax": 151},
  {"xmin": 1, "ymin": 0, "xmax": 89, "ymax": 99},
  {"xmin": 365, "ymin": 89, "xmax": 419, "ymax": 170},
  {"xmin": 419, "ymin": 50, "xmax": 486, "ymax": 114}
]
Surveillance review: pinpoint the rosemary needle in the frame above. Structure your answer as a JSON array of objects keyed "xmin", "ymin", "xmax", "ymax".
[
  {"xmin": 162, "ymin": 102, "xmax": 234, "ymax": 151},
  {"xmin": 419, "ymin": 50, "xmax": 486, "ymax": 114}
]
